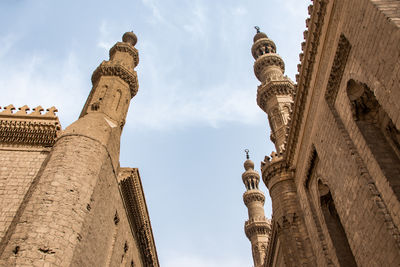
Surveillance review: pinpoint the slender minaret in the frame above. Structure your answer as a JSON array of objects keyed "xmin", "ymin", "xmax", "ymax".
[
  {"xmin": 252, "ymin": 28, "xmax": 316, "ymax": 266},
  {"xmin": 242, "ymin": 149, "xmax": 271, "ymax": 267},
  {"xmin": 0, "ymin": 32, "xmax": 140, "ymax": 266},
  {"xmin": 252, "ymin": 27, "xmax": 294, "ymax": 153}
]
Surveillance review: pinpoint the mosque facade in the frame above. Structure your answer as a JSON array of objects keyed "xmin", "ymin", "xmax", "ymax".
[
  {"xmin": 0, "ymin": 32, "xmax": 159, "ymax": 267},
  {"xmin": 242, "ymin": 0, "xmax": 400, "ymax": 266}
]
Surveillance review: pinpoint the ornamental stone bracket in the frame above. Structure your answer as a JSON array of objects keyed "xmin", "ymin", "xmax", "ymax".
[
  {"xmin": 245, "ymin": 217, "xmax": 272, "ymax": 239},
  {"xmin": 254, "ymin": 54, "xmax": 285, "ymax": 82},
  {"xmin": 109, "ymin": 42, "xmax": 139, "ymax": 68},
  {"xmin": 261, "ymin": 152, "xmax": 295, "ymax": 190},
  {"xmin": 243, "ymin": 190, "xmax": 266, "ymax": 206},
  {"xmin": 118, "ymin": 168, "xmax": 159, "ymax": 267},
  {"xmin": 276, "ymin": 213, "xmax": 297, "ymax": 232},
  {"xmin": 257, "ymin": 80, "xmax": 295, "ymax": 112},
  {"xmin": 0, "ymin": 104, "xmax": 61, "ymax": 148},
  {"xmin": 91, "ymin": 61, "xmax": 139, "ymax": 99}
]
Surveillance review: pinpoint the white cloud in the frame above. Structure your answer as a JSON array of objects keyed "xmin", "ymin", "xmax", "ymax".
[
  {"xmin": 231, "ymin": 6, "xmax": 247, "ymax": 16},
  {"xmin": 0, "ymin": 34, "xmax": 19, "ymax": 59},
  {"xmin": 183, "ymin": 3, "xmax": 207, "ymax": 38},
  {"xmin": 140, "ymin": 0, "xmax": 165, "ymax": 24},
  {"xmin": 0, "ymin": 49, "xmax": 87, "ymax": 127},
  {"xmin": 281, "ymin": 0, "xmax": 311, "ymax": 17},
  {"xmin": 128, "ymin": 82, "xmax": 263, "ymax": 131},
  {"xmin": 97, "ymin": 20, "xmax": 114, "ymax": 50}
]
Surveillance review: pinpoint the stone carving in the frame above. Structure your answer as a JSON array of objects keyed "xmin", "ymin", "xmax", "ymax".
[
  {"xmin": 285, "ymin": 0, "xmax": 328, "ymax": 165},
  {"xmin": 91, "ymin": 61, "xmax": 138, "ymax": 99},
  {"xmin": 109, "ymin": 42, "xmax": 139, "ymax": 67},
  {"xmin": 254, "ymin": 54, "xmax": 285, "ymax": 82},
  {"xmin": 325, "ymin": 34, "xmax": 352, "ymax": 106},
  {"xmin": 0, "ymin": 105, "xmax": 61, "ymax": 147},
  {"xmin": 119, "ymin": 169, "xmax": 159, "ymax": 267},
  {"xmin": 243, "ymin": 191, "xmax": 266, "ymax": 206}
]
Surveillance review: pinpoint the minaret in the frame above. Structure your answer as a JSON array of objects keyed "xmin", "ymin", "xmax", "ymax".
[
  {"xmin": 0, "ymin": 32, "xmax": 140, "ymax": 266},
  {"xmin": 251, "ymin": 28, "xmax": 316, "ymax": 266},
  {"xmin": 252, "ymin": 27, "xmax": 294, "ymax": 153},
  {"xmin": 242, "ymin": 149, "xmax": 271, "ymax": 267}
]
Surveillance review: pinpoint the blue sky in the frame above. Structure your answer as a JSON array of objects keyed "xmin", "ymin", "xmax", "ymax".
[{"xmin": 0, "ymin": 0, "xmax": 309, "ymax": 266}]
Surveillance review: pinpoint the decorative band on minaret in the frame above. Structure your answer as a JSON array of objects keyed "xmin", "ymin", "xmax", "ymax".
[
  {"xmin": 242, "ymin": 149, "xmax": 271, "ymax": 267},
  {"xmin": 252, "ymin": 27, "xmax": 294, "ymax": 153}
]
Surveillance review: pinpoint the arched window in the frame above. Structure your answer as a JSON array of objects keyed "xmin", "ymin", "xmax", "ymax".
[
  {"xmin": 347, "ymin": 80, "xmax": 400, "ymax": 199},
  {"xmin": 318, "ymin": 181, "xmax": 357, "ymax": 266},
  {"xmin": 282, "ymin": 105, "xmax": 290, "ymax": 124},
  {"xmin": 113, "ymin": 89, "xmax": 122, "ymax": 111},
  {"xmin": 272, "ymin": 108, "xmax": 283, "ymax": 128}
]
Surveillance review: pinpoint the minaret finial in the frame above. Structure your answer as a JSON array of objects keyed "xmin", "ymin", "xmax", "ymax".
[
  {"xmin": 244, "ymin": 149, "xmax": 250, "ymax": 159},
  {"xmin": 254, "ymin": 26, "xmax": 260, "ymax": 33}
]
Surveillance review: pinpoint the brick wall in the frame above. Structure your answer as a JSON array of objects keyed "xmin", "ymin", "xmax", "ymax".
[
  {"xmin": 0, "ymin": 149, "xmax": 49, "ymax": 245},
  {"xmin": 291, "ymin": 0, "xmax": 400, "ymax": 265}
]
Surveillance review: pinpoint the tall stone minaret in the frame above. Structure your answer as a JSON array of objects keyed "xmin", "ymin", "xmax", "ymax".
[
  {"xmin": 251, "ymin": 28, "xmax": 316, "ymax": 266},
  {"xmin": 252, "ymin": 27, "xmax": 294, "ymax": 153},
  {"xmin": 0, "ymin": 32, "xmax": 140, "ymax": 266},
  {"xmin": 242, "ymin": 149, "xmax": 271, "ymax": 267}
]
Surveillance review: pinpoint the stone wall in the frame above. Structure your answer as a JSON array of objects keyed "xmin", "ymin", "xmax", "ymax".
[
  {"xmin": 0, "ymin": 148, "xmax": 49, "ymax": 245},
  {"xmin": 290, "ymin": 0, "xmax": 400, "ymax": 265}
]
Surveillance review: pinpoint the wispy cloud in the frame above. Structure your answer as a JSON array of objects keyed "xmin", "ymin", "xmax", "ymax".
[
  {"xmin": 281, "ymin": 0, "xmax": 311, "ymax": 17},
  {"xmin": 97, "ymin": 20, "xmax": 114, "ymax": 50},
  {"xmin": 183, "ymin": 2, "xmax": 207, "ymax": 39},
  {"xmin": 231, "ymin": 6, "xmax": 247, "ymax": 16},
  {"xmin": 128, "ymin": 82, "xmax": 263, "ymax": 131},
  {"xmin": 140, "ymin": 0, "xmax": 165, "ymax": 24},
  {"xmin": 0, "ymin": 34, "xmax": 19, "ymax": 59},
  {"xmin": 0, "ymin": 49, "xmax": 87, "ymax": 127}
]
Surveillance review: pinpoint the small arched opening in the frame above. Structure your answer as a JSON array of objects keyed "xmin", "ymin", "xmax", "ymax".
[{"xmin": 318, "ymin": 181, "xmax": 356, "ymax": 266}]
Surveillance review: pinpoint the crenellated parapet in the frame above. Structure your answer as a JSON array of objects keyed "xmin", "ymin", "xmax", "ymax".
[
  {"xmin": 0, "ymin": 104, "xmax": 61, "ymax": 148},
  {"xmin": 261, "ymin": 151, "xmax": 292, "ymax": 190}
]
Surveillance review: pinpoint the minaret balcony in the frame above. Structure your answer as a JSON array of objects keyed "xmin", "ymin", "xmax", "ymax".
[
  {"xmin": 244, "ymin": 217, "xmax": 271, "ymax": 239},
  {"xmin": 254, "ymin": 53, "xmax": 285, "ymax": 82},
  {"xmin": 243, "ymin": 190, "xmax": 266, "ymax": 206}
]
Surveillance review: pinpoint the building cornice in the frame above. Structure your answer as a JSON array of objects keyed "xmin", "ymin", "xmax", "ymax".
[
  {"xmin": 285, "ymin": 0, "xmax": 329, "ymax": 166},
  {"xmin": 118, "ymin": 168, "xmax": 159, "ymax": 267}
]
